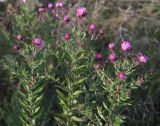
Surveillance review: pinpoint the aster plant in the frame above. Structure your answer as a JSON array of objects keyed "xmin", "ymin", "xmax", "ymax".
[{"xmin": 2, "ymin": 1, "xmax": 149, "ymax": 126}]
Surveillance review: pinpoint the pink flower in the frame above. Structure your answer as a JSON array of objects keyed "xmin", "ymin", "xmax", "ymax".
[
  {"xmin": 109, "ymin": 52, "xmax": 117, "ymax": 62},
  {"xmin": 12, "ymin": 44, "xmax": 20, "ymax": 51},
  {"xmin": 55, "ymin": 13, "xmax": 59, "ymax": 18},
  {"xmin": 38, "ymin": 7, "xmax": 45, "ymax": 13},
  {"xmin": 64, "ymin": 16, "xmax": 70, "ymax": 23},
  {"xmin": 98, "ymin": 30, "xmax": 104, "ymax": 36},
  {"xmin": 76, "ymin": 7, "xmax": 87, "ymax": 18},
  {"xmin": 33, "ymin": 38, "xmax": 45, "ymax": 48},
  {"xmin": 48, "ymin": 3, "xmax": 53, "ymax": 9},
  {"xmin": 16, "ymin": 34, "xmax": 23, "ymax": 42},
  {"xmin": 121, "ymin": 40, "xmax": 132, "ymax": 52},
  {"xmin": 137, "ymin": 53, "xmax": 148, "ymax": 63},
  {"xmin": 118, "ymin": 72, "xmax": 126, "ymax": 80},
  {"xmin": 89, "ymin": 24, "xmax": 96, "ymax": 32},
  {"xmin": 64, "ymin": 33, "xmax": 71, "ymax": 40},
  {"xmin": 108, "ymin": 43, "xmax": 115, "ymax": 51},
  {"xmin": 95, "ymin": 53, "xmax": 102, "ymax": 61}
]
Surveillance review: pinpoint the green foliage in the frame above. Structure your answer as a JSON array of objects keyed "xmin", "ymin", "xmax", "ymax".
[{"xmin": 4, "ymin": 44, "xmax": 56, "ymax": 126}]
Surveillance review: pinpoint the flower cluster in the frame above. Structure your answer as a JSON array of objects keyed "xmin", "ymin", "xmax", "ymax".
[{"xmin": 94, "ymin": 40, "xmax": 148, "ymax": 80}]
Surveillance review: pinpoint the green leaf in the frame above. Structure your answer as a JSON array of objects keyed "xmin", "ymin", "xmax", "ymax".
[
  {"xmin": 73, "ymin": 90, "xmax": 84, "ymax": 98},
  {"xmin": 56, "ymin": 90, "xmax": 67, "ymax": 103},
  {"xmin": 54, "ymin": 116, "xmax": 65, "ymax": 125},
  {"xmin": 71, "ymin": 116, "xmax": 84, "ymax": 122},
  {"xmin": 73, "ymin": 77, "xmax": 87, "ymax": 87},
  {"xmin": 71, "ymin": 104, "xmax": 85, "ymax": 111},
  {"xmin": 97, "ymin": 106, "xmax": 106, "ymax": 121},
  {"xmin": 103, "ymin": 102, "xmax": 109, "ymax": 111}
]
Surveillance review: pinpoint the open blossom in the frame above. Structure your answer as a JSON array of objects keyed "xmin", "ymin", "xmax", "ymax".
[
  {"xmin": 16, "ymin": 34, "xmax": 23, "ymax": 42},
  {"xmin": 33, "ymin": 38, "xmax": 45, "ymax": 48},
  {"xmin": 89, "ymin": 24, "xmax": 96, "ymax": 32},
  {"xmin": 76, "ymin": 7, "xmax": 87, "ymax": 18},
  {"xmin": 12, "ymin": 44, "xmax": 20, "ymax": 51},
  {"xmin": 64, "ymin": 16, "xmax": 70, "ymax": 23},
  {"xmin": 109, "ymin": 52, "xmax": 117, "ymax": 62},
  {"xmin": 108, "ymin": 43, "xmax": 115, "ymax": 51},
  {"xmin": 137, "ymin": 53, "xmax": 148, "ymax": 63},
  {"xmin": 118, "ymin": 72, "xmax": 126, "ymax": 80},
  {"xmin": 48, "ymin": 3, "xmax": 53, "ymax": 9},
  {"xmin": 55, "ymin": 2, "xmax": 64, "ymax": 8},
  {"xmin": 64, "ymin": 33, "xmax": 71, "ymax": 40},
  {"xmin": 95, "ymin": 53, "xmax": 102, "ymax": 61},
  {"xmin": 121, "ymin": 40, "xmax": 132, "ymax": 52}
]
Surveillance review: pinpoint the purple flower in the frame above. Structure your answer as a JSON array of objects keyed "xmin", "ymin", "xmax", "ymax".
[
  {"xmin": 16, "ymin": 34, "xmax": 23, "ymax": 42},
  {"xmin": 64, "ymin": 16, "xmax": 70, "ymax": 23},
  {"xmin": 108, "ymin": 43, "xmax": 115, "ymax": 51},
  {"xmin": 55, "ymin": 2, "xmax": 64, "ymax": 8},
  {"xmin": 33, "ymin": 38, "xmax": 45, "ymax": 48},
  {"xmin": 109, "ymin": 52, "xmax": 117, "ymax": 62},
  {"xmin": 88, "ymin": 24, "xmax": 96, "ymax": 32},
  {"xmin": 118, "ymin": 72, "xmax": 126, "ymax": 80},
  {"xmin": 64, "ymin": 33, "xmax": 71, "ymax": 40},
  {"xmin": 59, "ymin": 2, "xmax": 64, "ymax": 7},
  {"xmin": 121, "ymin": 40, "xmax": 132, "ymax": 52},
  {"xmin": 76, "ymin": 7, "xmax": 87, "ymax": 18},
  {"xmin": 137, "ymin": 53, "xmax": 148, "ymax": 63},
  {"xmin": 48, "ymin": 3, "xmax": 53, "ymax": 9},
  {"xmin": 95, "ymin": 53, "xmax": 102, "ymax": 61},
  {"xmin": 12, "ymin": 44, "xmax": 20, "ymax": 51}
]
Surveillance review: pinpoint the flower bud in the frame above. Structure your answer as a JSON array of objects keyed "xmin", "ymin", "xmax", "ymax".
[
  {"xmin": 98, "ymin": 30, "xmax": 104, "ymax": 36},
  {"xmin": 109, "ymin": 52, "xmax": 117, "ymax": 62},
  {"xmin": 48, "ymin": 3, "xmax": 53, "ymax": 9},
  {"xmin": 88, "ymin": 24, "xmax": 96, "ymax": 32},
  {"xmin": 38, "ymin": 7, "xmax": 45, "ymax": 13},
  {"xmin": 12, "ymin": 44, "xmax": 20, "ymax": 51},
  {"xmin": 64, "ymin": 33, "xmax": 71, "ymax": 40},
  {"xmin": 118, "ymin": 72, "xmax": 126, "ymax": 80},
  {"xmin": 16, "ymin": 34, "xmax": 23, "ymax": 42},
  {"xmin": 64, "ymin": 16, "xmax": 70, "ymax": 23},
  {"xmin": 121, "ymin": 40, "xmax": 132, "ymax": 52},
  {"xmin": 95, "ymin": 53, "xmax": 102, "ymax": 61},
  {"xmin": 33, "ymin": 38, "xmax": 45, "ymax": 48},
  {"xmin": 108, "ymin": 43, "xmax": 115, "ymax": 51},
  {"xmin": 76, "ymin": 7, "xmax": 87, "ymax": 18}
]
